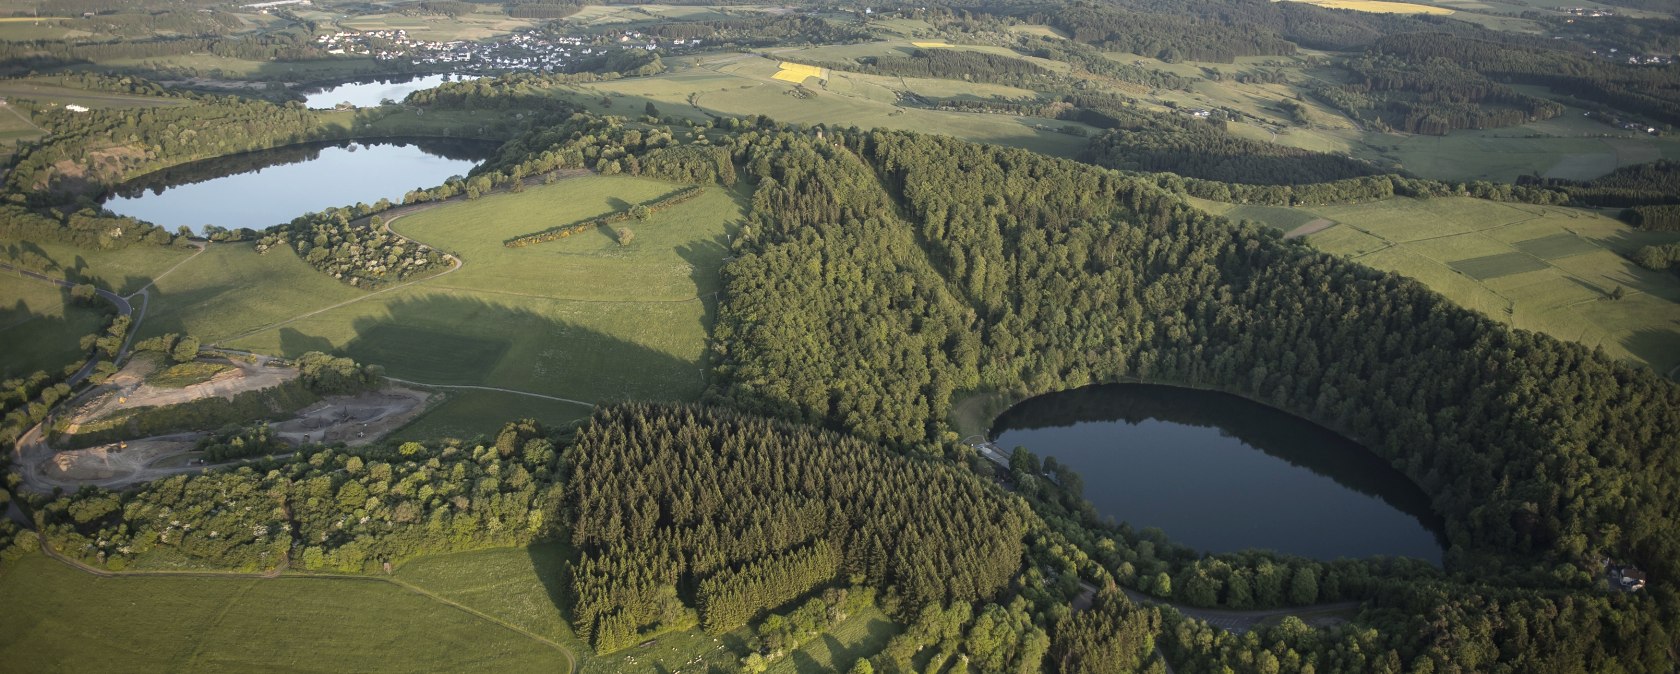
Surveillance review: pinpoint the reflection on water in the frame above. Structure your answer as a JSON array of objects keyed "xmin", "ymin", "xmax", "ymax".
[
  {"xmin": 101, "ymin": 139, "xmax": 492, "ymax": 234},
  {"xmin": 991, "ymin": 383, "xmax": 1446, "ymax": 562},
  {"xmin": 302, "ymin": 73, "xmax": 467, "ymax": 110}
]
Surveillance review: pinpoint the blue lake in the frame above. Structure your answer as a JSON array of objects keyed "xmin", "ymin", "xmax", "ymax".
[{"xmin": 991, "ymin": 384, "xmax": 1446, "ymax": 562}]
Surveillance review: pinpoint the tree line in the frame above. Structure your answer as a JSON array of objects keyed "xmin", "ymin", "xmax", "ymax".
[
  {"xmin": 502, "ymin": 186, "xmax": 704, "ymax": 248},
  {"xmin": 27, "ymin": 419, "xmax": 562, "ymax": 573},
  {"xmin": 1312, "ymin": 54, "xmax": 1563, "ymax": 135}
]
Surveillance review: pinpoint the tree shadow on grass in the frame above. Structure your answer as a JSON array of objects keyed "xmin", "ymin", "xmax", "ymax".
[
  {"xmin": 269, "ymin": 292, "xmax": 705, "ymax": 402},
  {"xmin": 1621, "ymin": 325, "xmax": 1680, "ymax": 378}
]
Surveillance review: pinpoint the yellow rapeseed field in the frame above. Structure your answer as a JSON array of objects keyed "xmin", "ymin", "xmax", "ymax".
[
  {"xmin": 772, "ymin": 62, "xmax": 827, "ymax": 83},
  {"xmin": 1284, "ymin": 0, "xmax": 1454, "ymax": 15}
]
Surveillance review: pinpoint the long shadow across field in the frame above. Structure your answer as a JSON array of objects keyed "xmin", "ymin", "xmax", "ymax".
[{"xmin": 270, "ymin": 292, "xmax": 706, "ymax": 403}]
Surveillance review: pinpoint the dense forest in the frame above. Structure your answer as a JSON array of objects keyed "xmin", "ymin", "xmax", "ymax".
[
  {"xmin": 1081, "ymin": 118, "xmax": 1385, "ymax": 185},
  {"xmin": 4, "ymin": 0, "xmax": 1680, "ymax": 669},
  {"xmin": 695, "ymin": 124, "xmax": 1680, "ymax": 670},
  {"xmin": 1313, "ymin": 55, "xmax": 1564, "ymax": 134},
  {"xmin": 31, "ymin": 418, "xmax": 562, "ymax": 572},
  {"xmin": 566, "ymin": 404, "xmax": 1031, "ymax": 652},
  {"xmin": 1373, "ymin": 32, "xmax": 1680, "ymax": 128}
]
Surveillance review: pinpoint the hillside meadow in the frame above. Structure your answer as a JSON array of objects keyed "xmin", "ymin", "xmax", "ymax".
[
  {"xmin": 0, "ymin": 553, "xmax": 567, "ymax": 673},
  {"xmin": 0, "ymin": 273, "xmax": 107, "ymax": 379},
  {"xmin": 1198, "ymin": 196, "xmax": 1680, "ymax": 377}
]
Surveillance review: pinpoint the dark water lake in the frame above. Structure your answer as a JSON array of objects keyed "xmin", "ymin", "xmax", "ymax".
[
  {"xmin": 991, "ymin": 384, "xmax": 1445, "ymax": 562},
  {"xmin": 303, "ymin": 73, "xmax": 467, "ymax": 109},
  {"xmin": 101, "ymin": 139, "xmax": 492, "ymax": 234}
]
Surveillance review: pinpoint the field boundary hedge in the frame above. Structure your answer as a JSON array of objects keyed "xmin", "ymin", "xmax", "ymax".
[{"xmin": 503, "ymin": 186, "xmax": 704, "ymax": 248}]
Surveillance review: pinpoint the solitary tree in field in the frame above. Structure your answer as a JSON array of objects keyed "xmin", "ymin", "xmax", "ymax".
[
  {"xmin": 645, "ymin": 101, "xmax": 660, "ymax": 118},
  {"xmin": 171, "ymin": 336, "xmax": 200, "ymax": 363},
  {"xmin": 616, "ymin": 227, "xmax": 635, "ymax": 246}
]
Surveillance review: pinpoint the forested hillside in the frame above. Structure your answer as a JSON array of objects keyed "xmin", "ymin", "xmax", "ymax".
[
  {"xmin": 566, "ymin": 403, "xmax": 1030, "ymax": 652},
  {"xmin": 698, "ymin": 124, "xmax": 1680, "ymax": 671}
]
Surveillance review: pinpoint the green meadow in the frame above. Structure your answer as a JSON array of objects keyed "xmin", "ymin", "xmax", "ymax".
[
  {"xmin": 551, "ymin": 52, "xmax": 1096, "ymax": 159},
  {"xmin": 0, "ymin": 553, "xmax": 567, "ymax": 673},
  {"xmin": 0, "ymin": 273, "xmax": 107, "ymax": 379},
  {"xmin": 1200, "ymin": 196, "xmax": 1680, "ymax": 377}
]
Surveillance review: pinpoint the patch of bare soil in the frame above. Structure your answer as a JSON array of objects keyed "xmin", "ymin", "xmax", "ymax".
[
  {"xmin": 70, "ymin": 357, "xmax": 300, "ymax": 431},
  {"xmin": 271, "ymin": 387, "xmax": 433, "ymax": 447},
  {"xmin": 1284, "ymin": 218, "xmax": 1338, "ymax": 239},
  {"xmin": 34, "ymin": 433, "xmax": 203, "ymax": 489}
]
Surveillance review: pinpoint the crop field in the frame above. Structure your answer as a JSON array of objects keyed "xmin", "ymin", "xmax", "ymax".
[
  {"xmin": 0, "ymin": 80, "xmax": 187, "ymax": 111},
  {"xmin": 1374, "ymin": 112, "xmax": 1680, "ymax": 183},
  {"xmin": 0, "ymin": 274, "xmax": 107, "ymax": 379},
  {"xmin": 0, "ymin": 19, "xmax": 91, "ymax": 41},
  {"xmin": 557, "ymin": 53, "xmax": 1093, "ymax": 158},
  {"xmin": 339, "ymin": 12, "xmax": 539, "ymax": 42},
  {"xmin": 213, "ymin": 175, "xmax": 740, "ymax": 410},
  {"xmin": 1199, "ymin": 196, "xmax": 1680, "ymax": 376},
  {"xmin": 772, "ymin": 62, "xmax": 827, "ymax": 84},
  {"xmin": 563, "ymin": 4, "xmax": 740, "ymax": 27},
  {"xmin": 91, "ymin": 53, "xmax": 384, "ymax": 84},
  {"xmin": 1283, "ymin": 0, "xmax": 1455, "ymax": 14},
  {"xmin": 0, "ymin": 553, "xmax": 566, "ymax": 672}
]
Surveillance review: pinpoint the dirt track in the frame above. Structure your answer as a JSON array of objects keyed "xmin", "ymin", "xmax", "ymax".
[
  {"xmin": 13, "ymin": 384, "xmax": 431, "ymax": 492},
  {"xmin": 1284, "ymin": 218, "xmax": 1338, "ymax": 240}
]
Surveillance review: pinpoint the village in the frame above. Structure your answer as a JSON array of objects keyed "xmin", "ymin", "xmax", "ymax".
[{"xmin": 313, "ymin": 27, "xmax": 703, "ymax": 73}]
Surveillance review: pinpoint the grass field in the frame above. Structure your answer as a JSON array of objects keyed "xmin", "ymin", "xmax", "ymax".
[
  {"xmin": 563, "ymin": 4, "xmax": 744, "ymax": 27},
  {"xmin": 554, "ymin": 52, "xmax": 1093, "ymax": 159},
  {"xmin": 0, "ymin": 273, "xmax": 107, "ymax": 379},
  {"xmin": 92, "ymin": 53, "xmax": 385, "ymax": 83},
  {"xmin": 0, "ymin": 242, "xmax": 198, "ymax": 301},
  {"xmin": 7, "ymin": 174, "xmax": 734, "ymax": 435},
  {"xmin": 765, "ymin": 605, "xmax": 900, "ymax": 674},
  {"xmin": 0, "ymin": 553, "xmax": 568, "ymax": 672},
  {"xmin": 1199, "ymin": 197, "xmax": 1680, "ymax": 376},
  {"xmin": 1371, "ymin": 109, "xmax": 1680, "ymax": 183},
  {"xmin": 390, "ymin": 389, "xmax": 591, "ymax": 442},
  {"xmin": 137, "ymin": 241, "xmax": 365, "ymax": 345},
  {"xmin": 396, "ymin": 543, "xmax": 757, "ymax": 674},
  {"xmin": 339, "ymin": 11, "xmax": 539, "ymax": 42},
  {"xmin": 0, "ymin": 80, "xmax": 187, "ymax": 111},
  {"xmin": 3, "ymin": 542, "xmax": 782, "ymax": 674},
  {"xmin": 205, "ymin": 175, "xmax": 741, "ymax": 414}
]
